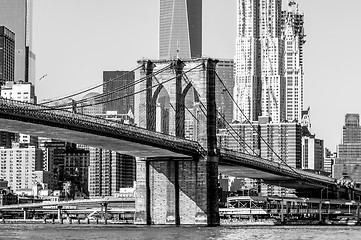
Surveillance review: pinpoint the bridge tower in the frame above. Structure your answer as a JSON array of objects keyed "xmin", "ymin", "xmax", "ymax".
[{"xmin": 134, "ymin": 58, "xmax": 219, "ymax": 226}]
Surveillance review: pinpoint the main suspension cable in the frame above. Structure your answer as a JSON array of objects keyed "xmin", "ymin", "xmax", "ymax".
[
  {"xmin": 40, "ymin": 65, "xmax": 143, "ymax": 105},
  {"xmin": 60, "ymin": 64, "xmax": 204, "ymax": 109}
]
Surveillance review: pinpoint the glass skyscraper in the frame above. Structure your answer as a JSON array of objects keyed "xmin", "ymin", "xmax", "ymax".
[
  {"xmin": 159, "ymin": 0, "xmax": 202, "ymax": 60},
  {"xmin": 0, "ymin": 0, "xmax": 35, "ymax": 84}
]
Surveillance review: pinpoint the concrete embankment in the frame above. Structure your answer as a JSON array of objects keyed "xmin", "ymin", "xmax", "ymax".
[{"xmin": 0, "ymin": 218, "xmax": 133, "ymax": 225}]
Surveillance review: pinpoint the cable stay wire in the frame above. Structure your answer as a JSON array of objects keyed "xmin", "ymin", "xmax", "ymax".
[
  {"xmin": 47, "ymin": 63, "xmax": 173, "ymax": 109},
  {"xmin": 182, "ymin": 71, "xmax": 254, "ymax": 155},
  {"xmin": 75, "ymin": 63, "xmax": 173, "ymax": 106},
  {"xmin": 216, "ymin": 108, "xmax": 256, "ymax": 156},
  {"xmin": 17, "ymin": 63, "xmax": 204, "ymax": 113},
  {"xmin": 40, "ymin": 65, "xmax": 144, "ymax": 105},
  {"xmin": 216, "ymin": 109, "xmax": 255, "ymax": 156},
  {"xmin": 60, "ymin": 65, "xmax": 171, "ymax": 107},
  {"xmin": 52, "ymin": 63, "xmax": 204, "ymax": 110},
  {"xmin": 215, "ymin": 72, "xmax": 310, "ymax": 182},
  {"xmin": 72, "ymin": 65, "xmax": 206, "ymax": 109}
]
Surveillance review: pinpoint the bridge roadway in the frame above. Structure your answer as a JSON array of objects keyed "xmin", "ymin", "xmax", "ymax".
[
  {"xmin": 219, "ymin": 149, "xmax": 361, "ymax": 197},
  {"xmin": 0, "ymin": 98, "xmax": 356, "ymax": 194},
  {"xmin": 0, "ymin": 98, "xmax": 204, "ymax": 158}
]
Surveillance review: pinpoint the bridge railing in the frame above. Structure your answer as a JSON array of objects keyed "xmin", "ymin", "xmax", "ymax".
[
  {"xmin": 219, "ymin": 148, "xmax": 336, "ymax": 185},
  {"xmin": 0, "ymin": 97, "xmax": 206, "ymax": 155}
]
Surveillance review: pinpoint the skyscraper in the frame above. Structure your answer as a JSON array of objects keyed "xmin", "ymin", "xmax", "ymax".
[
  {"xmin": 216, "ymin": 59, "xmax": 234, "ymax": 124},
  {"xmin": 235, "ymin": 0, "xmax": 307, "ymax": 123},
  {"xmin": 0, "ymin": 26, "xmax": 15, "ymax": 84},
  {"xmin": 338, "ymin": 114, "xmax": 361, "ymax": 158},
  {"xmin": 103, "ymin": 71, "xmax": 135, "ymax": 114},
  {"xmin": 88, "ymin": 148, "xmax": 135, "ymax": 197},
  {"xmin": 0, "ymin": 0, "xmax": 35, "ymax": 84},
  {"xmin": 334, "ymin": 114, "xmax": 361, "ymax": 186},
  {"xmin": 234, "ymin": 0, "xmax": 285, "ymax": 123},
  {"xmin": 282, "ymin": 3, "xmax": 305, "ymax": 122},
  {"xmin": 159, "ymin": 0, "xmax": 202, "ymax": 60}
]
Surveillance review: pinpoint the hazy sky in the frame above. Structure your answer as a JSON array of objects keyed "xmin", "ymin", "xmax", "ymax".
[{"xmin": 33, "ymin": 1, "xmax": 361, "ymax": 152}]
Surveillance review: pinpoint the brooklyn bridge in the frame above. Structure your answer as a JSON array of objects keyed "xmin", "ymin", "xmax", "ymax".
[{"xmin": 0, "ymin": 58, "xmax": 358, "ymax": 226}]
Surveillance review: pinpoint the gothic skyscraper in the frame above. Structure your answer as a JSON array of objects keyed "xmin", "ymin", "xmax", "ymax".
[
  {"xmin": 282, "ymin": 3, "xmax": 305, "ymax": 122},
  {"xmin": 159, "ymin": 0, "xmax": 202, "ymax": 60},
  {"xmin": 234, "ymin": 0, "xmax": 286, "ymax": 123}
]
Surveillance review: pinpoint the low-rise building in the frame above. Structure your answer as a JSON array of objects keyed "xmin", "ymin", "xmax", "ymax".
[
  {"xmin": 0, "ymin": 144, "xmax": 42, "ymax": 192},
  {"xmin": 0, "ymin": 191, "xmax": 17, "ymax": 206}
]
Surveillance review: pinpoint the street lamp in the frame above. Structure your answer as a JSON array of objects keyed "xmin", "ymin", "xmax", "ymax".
[{"xmin": 319, "ymin": 187, "xmax": 328, "ymax": 222}]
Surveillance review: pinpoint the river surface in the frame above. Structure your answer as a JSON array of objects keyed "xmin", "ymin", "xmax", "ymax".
[{"xmin": 0, "ymin": 224, "xmax": 360, "ymax": 240}]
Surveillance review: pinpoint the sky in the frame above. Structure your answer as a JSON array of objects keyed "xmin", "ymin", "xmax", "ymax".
[{"xmin": 32, "ymin": 0, "xmax": 361, "ymax": 152}]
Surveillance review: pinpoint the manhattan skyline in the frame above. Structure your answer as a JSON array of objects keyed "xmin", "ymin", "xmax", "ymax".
[{"xmin": 32, "ymin": 0, "xmax": 361, "ymax": 152}]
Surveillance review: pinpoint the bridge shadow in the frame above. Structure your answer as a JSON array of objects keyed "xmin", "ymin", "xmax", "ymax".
[{"xmin": 136, "ymin": 157, "xmax": 210, "ymax": 225}]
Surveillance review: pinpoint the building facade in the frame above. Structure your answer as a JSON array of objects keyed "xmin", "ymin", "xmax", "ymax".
[
  {"xmin": 103, "ymin": 71, "xmax": 135, "ymax": 115},
  {"xmin": 159, "ymin": 0, "xmax": 202, "ymax": 59},
  {"xmin": 234, "ymin": 0, "xmax": 285, "ymax": 123},
  {"xmin": 302, "ymin": 136, "xmax": 324, "ymax": 171},
  {"xmin": 217, "ymin": 118, "xmax": 301, "ymax": 196},
  {"xmin": 86, "ymin": 111, "xmax": 136, "ymax": 197},
  {"xmin": 0, "ymin": 0, "xmax": 35, "ymax": 84},
  {"xmin": 1, "ymin": 80, "xmax": 36, "ymax": 103},
  {"xmin": 338, "ymin": 114, "xmax": 361, "ymax": 158},
  {"xmin": 63, "ymin": 148, "xmax": 90, "ymax": 196},
  {"xmin": 0, "ymin": 26, "xmax": 15, "ymax": 85},
  {"xmin": 216, "ymin": 59, "xmax": 234, "ymax": 124},
  {"xmin": 259, "ymin": 119, "xmax": 302, "ymax": 168},
  {"xmin": 79, "ymin": 92, "xmax": 103, "ymax": 115},
  {"xmin": 218, "ymin": 117, "xmax": 302, "ymax": 168},
  {"xmin": 334, "ymin": 114, "xmax": 361, "ymax": 186},
  {"xmin": 0, "ymin": 144, "xmax": 42, "ymax": 191},
  {"xmin": 282, "ymin": 4, "xmax": 305, "ymax": 122},
  {"xmin": 88, "ymin": 148, "xmax": 135, "ymax": 197},
  {"xmin": 324, "ymin": 148, "xmax": 336, "ymax": 175},
  {"xmin": 234, "ymin": 0, "xmax": 305, "ymax": 124}
]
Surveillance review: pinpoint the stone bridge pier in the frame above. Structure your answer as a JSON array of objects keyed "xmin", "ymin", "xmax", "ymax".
[
  {"xmin": 135, "ymin": 156, "xmax": 218, "ymax": 225},
  {"xmin": 134, "ymin": 58, "xmax": 219, "ymax": 226}
]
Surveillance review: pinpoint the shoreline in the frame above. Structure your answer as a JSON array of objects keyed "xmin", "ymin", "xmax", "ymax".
[{"xmin": 0, "ymin": 218, "xmax": 133, "ymax": 225}]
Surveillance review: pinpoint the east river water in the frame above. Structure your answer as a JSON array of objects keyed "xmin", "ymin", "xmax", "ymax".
[{"xmin": 1, "ymin": 225, "xmax": 361, "ymax": 240}]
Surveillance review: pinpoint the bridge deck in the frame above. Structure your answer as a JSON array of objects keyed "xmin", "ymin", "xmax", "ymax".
[
  {"xmin": 0, "ymin": 98, "xmax": 359, "ymax": 196},
  {"xmin": 0, "ymin": 98, "xmax": 204, "ymax": 157}
]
